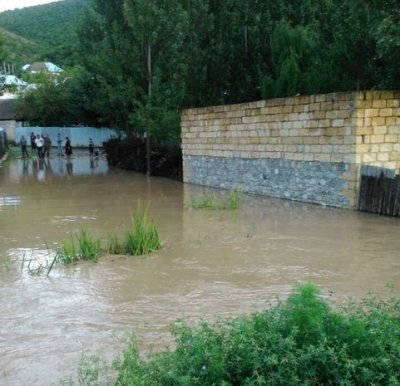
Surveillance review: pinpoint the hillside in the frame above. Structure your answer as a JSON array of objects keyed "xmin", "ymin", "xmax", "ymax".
[
  {"xmin": 0, "ymin": 27, "xmax": 42, "ymax": 66},
  {"xmin": 0, "ymin": 0, "xmax": 89, "ymax": 68}
]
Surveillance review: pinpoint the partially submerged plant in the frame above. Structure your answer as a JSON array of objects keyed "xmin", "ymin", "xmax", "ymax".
[
  {"xmin": 55, "ymin": 229, "xmax": 101, "ymax": 265},
  {"xmin": 124, "ymin": 210, "xmax": 161, "ymax": 255},
  {"xmin": 188, "ymin": 193, "xmax": 218, "ymax": 209},
  {"xmin": 188, "ymin": 190, "xmax": 242, "ymax": 210},
  {"xmin": 107, "ymin": 233, "xmax": 124, "ymax": 255}
]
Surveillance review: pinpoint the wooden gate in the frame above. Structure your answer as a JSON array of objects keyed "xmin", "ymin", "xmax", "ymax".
[{"xmin": 358, "ymin": 167, "xmax": 400, "ymax": 216}]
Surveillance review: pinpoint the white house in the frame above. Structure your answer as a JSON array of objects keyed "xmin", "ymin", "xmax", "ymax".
[{"xmin": 22, "ymin": 62, "xmax": 63, "ymax": 74}]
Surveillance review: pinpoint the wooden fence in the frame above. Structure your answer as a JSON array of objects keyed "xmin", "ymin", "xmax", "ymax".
[{"xmin": 358, "ymin": 168, "xmax": 400, "ymax": 216}]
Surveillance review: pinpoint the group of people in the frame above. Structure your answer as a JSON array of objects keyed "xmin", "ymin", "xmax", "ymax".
[
  {"xmin": 19, "ymin": 133, "xmax": 73, "ymax": 159},
  {"xmin": 19, "ymin": 133, "xmax": 100, "ymax": 159}
]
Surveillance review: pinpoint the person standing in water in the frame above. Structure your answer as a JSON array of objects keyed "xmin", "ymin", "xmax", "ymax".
[
  {"xmin": 89, "ymin": 138, "xmax": 94, "ymax": 156},
  {"xmin": 44, "ymin": 135, "xmax": 52, "ymax": 158},
  {"xmin": 65, "ymin": 137, "xmax": 72, "ymax": 158},
  {"xmin": 30, "ymin": 132, "xmax": 36, "ymax": 154},
  {"xmin": 19, "ymin": 135, "xmax": 29, "ymax": 158},
  {"xmin": 57, "ymin": 133, "xmax": 63, "ymax": 156},
  {"xmin": 35, "ymin": 134, "xmax": 44, "ymax": 159}
]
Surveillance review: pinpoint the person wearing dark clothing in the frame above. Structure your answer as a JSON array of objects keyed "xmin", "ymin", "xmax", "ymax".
[
  {"xmin": 20, "ymin": 135, "xmax": 29, "ymax": 158},
  {"xmin": 30, "ymin": 132, "xmax": 36, "ymax": 154},
  {"xmin": 89, "ymin": 138, "xmax": 94, "ymax": 156},
  {"xmin": 44, "ymin": 135, "xmax": 52, "ymax": 158},
  {"xmin": 65, "ymin": 137, "xmax": 72, "ymax": 158}
]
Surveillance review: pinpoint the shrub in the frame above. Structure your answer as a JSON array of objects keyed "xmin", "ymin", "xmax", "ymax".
[{"xmin": 111, "ymin": 283, "xmax": 400, "ymax": 385}]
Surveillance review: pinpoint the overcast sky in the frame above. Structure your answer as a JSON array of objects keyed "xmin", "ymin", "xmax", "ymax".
[{"xmin": 0, "ymin": 0, "xmax": 62, "ymax": 13}]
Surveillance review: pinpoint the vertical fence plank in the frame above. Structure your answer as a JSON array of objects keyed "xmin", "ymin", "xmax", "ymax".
[{"xmin": 358, "ymin": 170, "xmax": 400, "ymax": 217}]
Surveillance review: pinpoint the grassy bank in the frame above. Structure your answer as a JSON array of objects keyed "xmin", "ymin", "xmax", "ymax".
[{"xmin": 67, "ymin": 283, "xmax": 400, "ymax": 385}]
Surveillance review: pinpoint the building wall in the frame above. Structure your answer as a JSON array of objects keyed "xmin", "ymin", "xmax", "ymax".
[
  {"xmin": 181, "ymin": 91, "xmax": 400, "ymax": 208},
  {"xmin": 0, "ymin": 120, "xmax": 18, "ymax": 142}
]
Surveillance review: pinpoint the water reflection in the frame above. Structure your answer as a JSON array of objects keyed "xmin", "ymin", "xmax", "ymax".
[
  {"xmin": 0, "ymin": 152, "xmax": 399, "ymax": 386},
  {"xmin": 0, "ymin": 196, "xmax": 22, "ymax": 208},
  {"xmin": 11, "ymin": 155, "xmax": 108, "ymax": 183}
]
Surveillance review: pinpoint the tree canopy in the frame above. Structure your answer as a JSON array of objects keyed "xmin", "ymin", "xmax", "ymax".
[{"xmin": 12, "ymin": 0, "xmax": 400, "ymax": 141}]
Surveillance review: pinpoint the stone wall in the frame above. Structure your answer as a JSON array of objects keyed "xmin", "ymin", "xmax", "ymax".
[{"xmin": 181, "ymin": 91, "xmax": 400, "ymax": 208}]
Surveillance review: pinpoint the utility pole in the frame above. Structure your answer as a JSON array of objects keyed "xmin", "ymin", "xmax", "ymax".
[{"xmin": 146, "ymin": 43, "xmax": 152, "ymax": 176}]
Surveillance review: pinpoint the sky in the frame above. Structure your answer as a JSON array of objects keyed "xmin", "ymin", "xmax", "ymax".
[{"xmin": 0, "ymin": 0, "xmax": 62, "ymax": 13}]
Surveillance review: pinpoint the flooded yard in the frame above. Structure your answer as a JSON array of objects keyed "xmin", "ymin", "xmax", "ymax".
[{"xmin": 0, "ymin": 152, "xmax": 399, "ymax": 385}]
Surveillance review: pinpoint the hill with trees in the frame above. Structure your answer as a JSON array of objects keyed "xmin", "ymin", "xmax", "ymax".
[{"xmin": 0, "ymin": 0, "xmax": 88, "ymax": 68}]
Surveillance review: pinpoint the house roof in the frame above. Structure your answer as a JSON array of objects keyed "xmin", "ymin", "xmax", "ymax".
[
  {"xmin": 22, "ymin": 61, "xmax": 63, "ymax": 74},
  {"xmin": 0, "ymin": 75, "xmax": 28, "ymax": 87},
  {"xmin": 0, "ymin": 99, "xmax": 17, "ymax": 120}
]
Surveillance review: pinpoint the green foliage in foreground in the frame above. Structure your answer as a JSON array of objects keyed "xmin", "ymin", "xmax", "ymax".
[{"xmin": 111, "ymin": 283, "xmax": 400, "ymax": 385}]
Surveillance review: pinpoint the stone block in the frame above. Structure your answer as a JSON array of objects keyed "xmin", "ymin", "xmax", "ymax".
[
  {"xmin": 388, "ymin": 126, "xmax": 400, "ymax": 135},
  {"xmin": 315, "ymin": 153, "xmax": 331, "ymax": 162},
  {"xmin": 379, "ymin": 108, "xmax": 393, "ymax": 117},
  {"xmin": 373, "ymin": 126, "xmax": 388, "ymax": 135},
  {"xmin": 370, "ymin": 135, "xmax": 385, "ymax": 143},
  {"xmin": 371, "ymin": 117, "xmax": 386, "ymax": 126},
  {"xmin": 364, "ymin": 108, "xmax": 380, "ymax": 117},
  {"xmin": 331, "ymin": 154, "xmax": 344, "ymax": 163},
  {"xmin": 387, "ymin": 99, "xmax": 400, "ymax": 108},
  {"xmin": 385, "ymin": 135, "xmax": 398, "ymax": 143},
  {"xmin": 390, "ymin": 152, "xmax": 400, "ymax": 161},
  {"xmin": 372, "ymin": 100, "xmax": 387, "ymax": 108},
  {"xmin": 377, "ymin": 153, "xmax": 390, "ymax": 162}
]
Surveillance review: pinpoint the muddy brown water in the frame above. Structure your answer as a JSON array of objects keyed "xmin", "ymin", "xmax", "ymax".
[{"xmin": 1, "ymin": 152, "xmax": 399, "ymax": 385}]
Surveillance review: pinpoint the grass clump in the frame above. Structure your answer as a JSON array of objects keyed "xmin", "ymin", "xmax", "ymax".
[
  {"xmin": 188, "ymin": 193, "xmax": 219, "ymax": 209},
  {"xmin": 107, "ymin": 233, "xmax": 125, "ymax": 255},
  {"xmin": 101, "ymin": 283, "xmax": 400, "ymax": 385},
  {"xmin": 55, "ymin": 229, "xmax": 101, "ymax": 265},
  {"xmin": 124, "ymin": 211, "xmax": 161, "ymax": 255},
  {"xmin": 188, "ymin": 190, "xmax": 242, "ymax": 210}
]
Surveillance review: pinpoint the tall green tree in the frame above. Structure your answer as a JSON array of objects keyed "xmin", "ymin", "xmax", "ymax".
[{"xmin": 122, "ymin": 0, "xmax": 188, "ymax": 173}]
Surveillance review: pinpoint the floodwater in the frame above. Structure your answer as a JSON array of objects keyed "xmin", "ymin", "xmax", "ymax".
[{"xmin": 0, "ymin": 151, "xmax": 399, "ymax": 385}]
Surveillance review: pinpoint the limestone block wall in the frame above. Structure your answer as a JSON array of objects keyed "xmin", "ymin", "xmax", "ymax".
[{"xmin": 181, "ymin": 91, "xmax": 400, "ymax": 208}]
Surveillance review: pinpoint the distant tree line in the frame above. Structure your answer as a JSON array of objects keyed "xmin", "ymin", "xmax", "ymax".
[{"xmin": 14, "ymin": 0, "xmax": 400, "ymax": 143}]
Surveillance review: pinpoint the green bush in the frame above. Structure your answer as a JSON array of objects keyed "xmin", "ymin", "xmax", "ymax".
[{"xmin": 111, "ymin": 283, "xmax": 400, "ymax": 385}]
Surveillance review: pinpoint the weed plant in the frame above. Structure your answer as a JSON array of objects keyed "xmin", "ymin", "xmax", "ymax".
[
  {"xmin": 227, "ymin": 190, "xmax": 242, "ymax": 209},
  {"xmin": 107, "ymin": 234, "xmax": 125, "ymax": 255},
  {"xmin": 105, "ymin": 283, "xmax": 400, "ymax": 385},
  {"xmin": 188, "ymin": 193, "xmax": 218, "ymax": 209},
  {"xmin": 124, "ymin": 211, "xmax": 161, "ymax": 255},
  {"xmin": 55, "ymin": 230, "xmax": 101, "ymax": 265},
  {"xmin": 188, "ymin": 190, "xmax": 242, "ymax": 210}
]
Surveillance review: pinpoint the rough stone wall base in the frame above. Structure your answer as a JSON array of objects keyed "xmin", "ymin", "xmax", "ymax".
[{"xmin": 184, "ymin": 155, "xmax": 357, "ymax": 208}]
